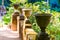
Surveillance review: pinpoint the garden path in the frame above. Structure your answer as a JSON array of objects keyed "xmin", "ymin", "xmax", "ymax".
[{"xmin": 0, "ymin": 26, "xmax": 20, "ymax": 40}]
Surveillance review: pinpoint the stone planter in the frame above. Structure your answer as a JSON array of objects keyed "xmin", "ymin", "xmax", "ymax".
[
  {"xmin": 35, "ymin": 13, "xmax": 52, "ymax": 40},
  {"xmin": 22, "ymin": 8, "xmax": 32, "ymax": 24},
  {"xmin": 13, "ymin": 4, "xmax": 19, "ymax": 9}
]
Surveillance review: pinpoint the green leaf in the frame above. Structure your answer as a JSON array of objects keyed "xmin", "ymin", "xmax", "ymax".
[
  {"xmin": 20, "ymin": 0, "xmax": 27, "ymax": 3},
  {"xmin": 10, "ymin": 0, "xmax": 21, "ymax": 3}
]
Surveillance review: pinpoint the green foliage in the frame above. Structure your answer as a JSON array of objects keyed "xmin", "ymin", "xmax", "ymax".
[
  {"xmin": 29, "ymin": 15, "xmax": 40, "ymax": 33},
  {"xmin": 32, "ymin": 23, "xmax": 40, "ymax": 33},
  {"xmin": 3, "ymin": 7, "xmax": 14, "ymax": 24},
  {"xmin": 10, "ymin": 0, "xmax": 27, "ymax": 4},
  {"xmin": 10, "ymin": 0, "xmax": 21, "ymax": 4},
  {"xmin": 20, "ymin": 0, "xmax": 27, "ymax": 4},
  {"xmin": 24, "ymin": 3, "xmax": 32, "ymax": 8},
  {"xmin": 3, "ymin": 13, "xmax": 11, "ymax": 24},
  {"xmin": 32, "ymin": 1, "xmax": 50, "ymax": 13},
  {"xmin": 46, "ymin": 11, "xmax": 60, "ymax": 40}
]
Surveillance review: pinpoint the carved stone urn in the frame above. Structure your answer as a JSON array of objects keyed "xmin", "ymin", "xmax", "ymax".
[
  {"xmin": 13, "ymin": 4, "xmax": 19, "ymax": 10},
  {"xmin": 22, "ymin": 8, "xmax": 32, "ymax": 24},
  {"xmin": 35, "ymin": 13, "xmax": 52, "ymax": 40}
]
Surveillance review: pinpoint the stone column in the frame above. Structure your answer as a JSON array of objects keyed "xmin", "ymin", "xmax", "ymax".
[
  {"xmin": 11, "ymin": 11, "xmax": 19, "ymax": 31},
  {"xmin": 19, "ymin": 14, "xmax": 25, "ymax": 40}
]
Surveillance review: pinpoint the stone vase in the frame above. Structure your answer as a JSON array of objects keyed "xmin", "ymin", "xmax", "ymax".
[{"xmin": 35, "ymin": 13, "xmax": 52, "ymax": 40}]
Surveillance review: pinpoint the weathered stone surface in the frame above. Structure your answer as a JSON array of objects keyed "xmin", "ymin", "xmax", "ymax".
[{"xmin": 0, "ymin": 27, "xmax": 20, "ymax": 40}]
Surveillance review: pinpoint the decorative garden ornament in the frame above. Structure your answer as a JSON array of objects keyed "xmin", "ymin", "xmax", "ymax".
[
  {"xmin": 22, "ymin": 8, "xmax": 32, "ymax": 24},
  {"xmin": 35, "ymin": 0, "xmax": 52, "ymax": 40},
  {"xmin": 35, "ymin": 13, "xmax": 52, "ymax": 40},
  {"xmin": 13, "ymin": 3, "xmax": 19, "ymax": 10}
]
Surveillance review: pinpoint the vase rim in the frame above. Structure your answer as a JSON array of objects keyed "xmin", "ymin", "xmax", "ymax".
[{"xmin": 35, "ymin": 13, "xmax": 52, "ymax": 16}]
